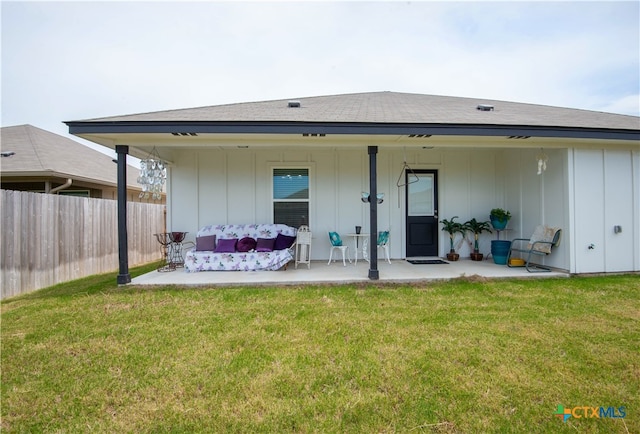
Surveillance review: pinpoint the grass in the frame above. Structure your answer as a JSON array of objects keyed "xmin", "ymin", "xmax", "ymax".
[{"xmin": 1, "ymin": 265, "xmax": 638, "ymax": 433}]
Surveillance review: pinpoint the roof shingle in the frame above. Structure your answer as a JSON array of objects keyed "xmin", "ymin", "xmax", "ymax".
[
  {"xmin": 79, "ymin": 91, "xmax": 639, "ymax": 131},
  {"xmin": 1, "ymin": 124, "xmax": 140, "ymax": 188}
]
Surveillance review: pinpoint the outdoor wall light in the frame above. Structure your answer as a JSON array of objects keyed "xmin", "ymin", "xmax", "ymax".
[{"xmin": 361, "ymin": 192, "xmax": 384, "ymax": 204}]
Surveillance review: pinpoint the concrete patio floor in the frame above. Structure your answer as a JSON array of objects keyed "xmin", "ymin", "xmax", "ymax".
[{"xmin": 131, "ymin": 257, "xmax": 568, "ymax": 287}]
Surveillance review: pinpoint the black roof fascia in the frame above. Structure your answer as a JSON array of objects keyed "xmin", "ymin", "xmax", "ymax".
[{"xmin": 65, "ymin": 121, "xmax": 640, "ymax": 141}]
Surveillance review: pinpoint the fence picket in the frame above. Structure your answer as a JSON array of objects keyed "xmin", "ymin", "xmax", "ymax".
[{"xmin": 1, "ymin": 190, "xmax": 165, "ymax": 299}]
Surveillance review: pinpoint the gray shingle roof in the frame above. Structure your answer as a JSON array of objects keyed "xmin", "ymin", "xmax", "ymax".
[
  {"xmin": 1, "ymin": 124, "xmax": 140, "ymax": 188},
  {"xmin": 79, "ymin": 91, "xmax": 639, "ymax": 131}
]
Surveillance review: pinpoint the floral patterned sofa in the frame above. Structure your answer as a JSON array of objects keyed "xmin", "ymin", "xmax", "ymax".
[{"xmin": 184, "ymin": 224, "xmax": 297, "ymax": 272}]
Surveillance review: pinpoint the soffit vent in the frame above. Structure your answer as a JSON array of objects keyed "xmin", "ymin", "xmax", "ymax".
[
  {"xmin": 477, "ymin": 104, "xmax": 494, "ymax": 111},
  {"xmin": 171, "ymin": 132, "xmax": 198, "ymax": 136},
  {"xmin": 288, "ymin": 100, "xmax": 301, "ymax": 108}
]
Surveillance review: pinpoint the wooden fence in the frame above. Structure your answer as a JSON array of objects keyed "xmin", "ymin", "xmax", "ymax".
[{"xmin": 1, "ymin": 189, "xmax": 166, "ymax": 299}]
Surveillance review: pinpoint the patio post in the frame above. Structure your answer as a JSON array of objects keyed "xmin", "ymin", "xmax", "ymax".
[
  {"xmin": 115, "ymin": 145, "xmax": 131, "ymax": 284},
  {"xmin": 368, "ymin": 146, "xmax": 379, "ymax": 280}
]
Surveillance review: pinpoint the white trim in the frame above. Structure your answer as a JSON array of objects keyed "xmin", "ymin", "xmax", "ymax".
[
  {"xmin": 634, "ymin": 149, "xmax": 640, "ymax": 272},
  {"xmin": 567, "ymin": 148, "xmax": 577, "ymax": 274},
  {"xmin": 268, "ymin": 163, "xmax": 315, "ymax": 228}
]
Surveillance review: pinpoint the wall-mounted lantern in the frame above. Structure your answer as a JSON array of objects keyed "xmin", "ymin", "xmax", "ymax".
[{"xmin": 361, "ymin": 192, "xmax": 384, "ymax": 204}]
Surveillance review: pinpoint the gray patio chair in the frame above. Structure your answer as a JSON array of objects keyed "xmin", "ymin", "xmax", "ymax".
[{"xmin": 507, "ymin": 225, "xmax": 561, "ymax": 272}]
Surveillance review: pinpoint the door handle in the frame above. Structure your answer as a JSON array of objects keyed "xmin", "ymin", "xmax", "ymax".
[{"xmin": 434, "ymin": 210, "xmax": 438, "ymax": 219}]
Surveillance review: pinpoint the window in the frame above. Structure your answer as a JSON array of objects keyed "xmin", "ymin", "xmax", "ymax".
[
  {"xmin": 407, "ymin": 174, "xmax": 434, "ymax": 216},
  {"xmin": 273, "ymin": 168, "xmax": 309, "ymax": 228},
  {"xmin": 58, "ymin": 190, "xmax": 90, "ymax": 198}
]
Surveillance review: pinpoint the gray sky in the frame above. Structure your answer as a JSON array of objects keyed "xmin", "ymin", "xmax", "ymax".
[{"xmin": 2, "ymin": 0, "xmax": 639, "ymax": 156}]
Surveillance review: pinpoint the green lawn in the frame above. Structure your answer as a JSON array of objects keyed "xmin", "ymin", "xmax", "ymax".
[{"xmin": 2, "ymin": 265, "xmax": 638, "ymax": 433}]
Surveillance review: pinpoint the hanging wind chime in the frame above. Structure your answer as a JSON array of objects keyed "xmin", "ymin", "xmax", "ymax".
[
  {"xmin": 137, "ymin": 147, "xmax": 166, "ymax": 200},
  {"xmin": 536, "ymin": 149, "xmax": 548, "ymax": 175}
]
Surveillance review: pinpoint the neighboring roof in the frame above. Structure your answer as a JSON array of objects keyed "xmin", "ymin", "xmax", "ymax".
[
  {"xmin": 0, "ymin": 124, "xmax": 141, "ymax": 188},
  {"xmin": 67, "ymin": 92, "xmax": 639, "ymax": 141}
]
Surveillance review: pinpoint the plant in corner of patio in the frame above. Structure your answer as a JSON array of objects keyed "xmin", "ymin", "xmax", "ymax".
[
  {"xmin": 490, "ymin": 208, "xmax": 511, "ymax": 230},
  {"xmin": 440, "ymin": 216, "xmax": 465, "ymax": 261},
  {"xmin": 464, "ymin": 218, "xmax": 492, "ymax": 261}
]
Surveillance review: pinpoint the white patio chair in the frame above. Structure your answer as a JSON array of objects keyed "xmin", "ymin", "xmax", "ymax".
[
  {"xmin": 377, "ymin": 230, "xmax": 391, "ymax": 264},
  {"xmin": 295, "ymin": 225, "xmax": 312, "ymax": 269},
  {"xmin": 363, "ymin": 231, "xmax": 391, "ymax": 264},
  {"xmin": 328, "ymin": 232, "xmax": 351, "ymax": 266}
]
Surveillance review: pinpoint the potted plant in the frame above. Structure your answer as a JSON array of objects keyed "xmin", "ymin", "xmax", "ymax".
[
  {"xmin": 490, "ymin": 208, "xmax": 511, "ymax": 230},
  {"xmin": 489, "ymin": 208, "xmax": 512, "ymax": 264},
  {"xmin": 464, "ymin": 218, "xmax": 492, "ymax": 261},
  {"xmin": 440, "ymin": 216, "xmax": 464, "ymax": 261}
]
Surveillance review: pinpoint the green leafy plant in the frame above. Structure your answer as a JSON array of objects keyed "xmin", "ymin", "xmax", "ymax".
[
  {"xmin": 440, "ymin": 216, "xmax": 465, "ymax": 253},
  {"xmin": 490, "ymin": 208, "xmax": 511, "ymax": 223},
  {"xmin": 464, "ymin": 218, "xmax": 492, "ymax": 253}
]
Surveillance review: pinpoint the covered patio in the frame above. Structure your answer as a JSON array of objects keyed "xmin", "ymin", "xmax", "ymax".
[
  {"xmin": 132, "ymin": 258, "xmax": 568, "ymax": 287},
  {"xmin": 66, "ymin": 92, "xmax": 639, "ymax": 283}
]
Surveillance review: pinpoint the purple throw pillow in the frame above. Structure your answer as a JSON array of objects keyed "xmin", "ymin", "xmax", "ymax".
[
  {"xmin": 214, "ymin": 238, "xmax": 238, "ymax": 253},
  {"xmin": 274, "ymin": 233, "xmax": 296, "ymax": 250},
  {"xmin": 237, "ymin": 237, "xmax": 257, "ymax": 252},
  {"xmin": 196, "ymin": 235, "xmax": 216, "ymax": 251},
  {"xmin": 255, "ymin": 237, "xmax": 276, "ymax": 252}
]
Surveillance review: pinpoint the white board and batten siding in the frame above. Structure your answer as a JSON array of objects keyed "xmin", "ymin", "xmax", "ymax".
[
  {"xmin": 168, "ymin": 147, "xmax": 566, "ymax": 270},
  {"xmin": 168, "ymin": 146, "xmax": 639, "ymax": 274},
  {"xmin": 571, "ymin": 149, "xmax": 640, "ymax": 274},
  {"xmin": 502, "ymin": 148, "xmax": 570, "ymax": 271}
]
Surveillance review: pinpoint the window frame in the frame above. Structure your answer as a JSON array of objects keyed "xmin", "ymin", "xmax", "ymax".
[{"xmin": 269, "ymin": 163, "xmax": 314, "ymax": 228}]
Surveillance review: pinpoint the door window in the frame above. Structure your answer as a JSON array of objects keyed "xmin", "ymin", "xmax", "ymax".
[{"xmin": 408, "ymin": 174, "xmax": 434, "ymax": 216}]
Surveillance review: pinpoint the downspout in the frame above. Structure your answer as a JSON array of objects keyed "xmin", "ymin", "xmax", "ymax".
[
  {"xmin": 368, "ymin": 146, "xmax": 379, "ymax": 280},
  {"xmin": 50, "ymin": 178, "xmax": 72, "ymax": 194},
  {"xmin": 115, "ymin": 145, "xmax": 131, "ymax": 284}
]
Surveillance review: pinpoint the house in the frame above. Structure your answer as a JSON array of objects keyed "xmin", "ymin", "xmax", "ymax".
[
  {"xmin": 65, "ymin": 92, "xmax": 640, "ymax": 283},
  {"xmin": 1, "ymin": 124, "xmax": 165, "ymax": 203}
]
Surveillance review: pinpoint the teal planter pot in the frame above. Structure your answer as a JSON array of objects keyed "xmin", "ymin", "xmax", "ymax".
[
  {"xmin": 491, "ymin": 240, "xmax": 511, "ymax": 265},
  {"xmin": 490, "ymin": 216, "xmax": 508, "ymax": 230}
]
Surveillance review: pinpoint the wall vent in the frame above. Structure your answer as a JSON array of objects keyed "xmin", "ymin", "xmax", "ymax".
[
  {"xmin": 507, "ymin": 136, "xmax": 531, "ymax": 139},
  {"xmin": 477, "ymin": 104, "xmax": 494, "ymax": 111},
  {"xmin": 171, "ymin": 132, "xmax": 198, "ymax": 136},
  {"xmin": 288, "ymin": 100, "xmax": 301, "ymax": 108},
  {"xmin": 408, "ymin": 134, "xmax": 432, "ymax": 138}
]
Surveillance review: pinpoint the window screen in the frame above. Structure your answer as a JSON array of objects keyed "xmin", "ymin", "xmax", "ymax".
[{"xmin": 273, "ymin": 168, "xmax": 309, "ymax": 227}]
